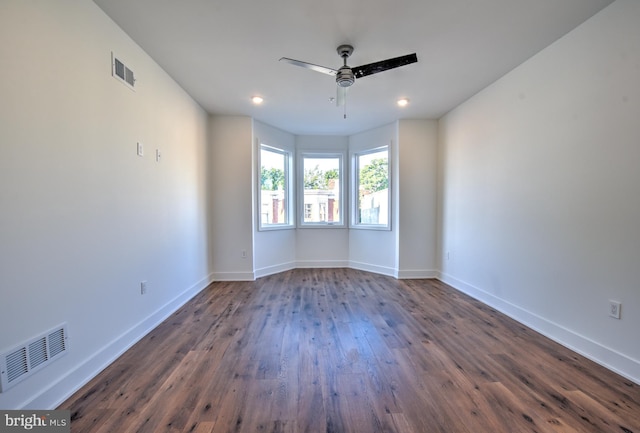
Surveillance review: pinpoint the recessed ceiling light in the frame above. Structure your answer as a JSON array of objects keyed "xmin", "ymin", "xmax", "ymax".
[
  {"xmin": 397, "ymin": 98, "xmax": 409, "ymax": 107},
  {"xmin": 251, "ymin": 96, "xmax": 264, "ymax": 104}
]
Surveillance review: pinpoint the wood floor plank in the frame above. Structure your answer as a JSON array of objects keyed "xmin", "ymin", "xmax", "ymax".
[
  {"xmin": 481, "ymin": 381, "xmax": 562, "ymax": 433},
  {"xmin": 564, "ymin": 389, "xmax": 636, "ymax": 433},
  {"xmin": 392, "ymin": 347, "xmax": 470, "ymax": 433},
  {"xmin": 191, "ymin": 421, "xmax": 215, "ymax": 433},
  {"xmin": 386, "ymin": 412, "xmax": 413, "ymax": 433},
  {"xmin": 294, "ymin": 348, "xmax": 326, "ymax": 432},
  {"xmin": 61, "ymin": 269, "xmax": 640, "ymax": 433},
  {"xmin": 420, "ymin": 368, "xmax": 504, "ymax": 433}
]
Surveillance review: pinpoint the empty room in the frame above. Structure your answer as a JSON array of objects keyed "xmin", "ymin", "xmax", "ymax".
[{"xmin": 0, "ymin": 0, "xmax": 639, "ymax": 432}]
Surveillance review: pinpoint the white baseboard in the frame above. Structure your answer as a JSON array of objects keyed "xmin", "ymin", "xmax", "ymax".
[
  {"xmin": 396, "ymin": 269, "xmax": 439, "ymax": 279},
  {"xmin": 348, "ymin": 261, "xmax": 397, "ymax": 277},
  {"xmin": 438, "ymin": 271, "xmax": 640, "ymax": 385},
  {"xmin": 26, "ymin": 273, "xmax": 215, "ymax": 409},
  {"xmin": 296, "ymin": 259, "xmax": 350, "ymax": 269},
  {"xmin": 253, "ymin": 260, "xmax": 437, "ymax": 280},
  {"xmin": 212, "ymin": 271, "xmax": 256, "ymax": 281},
  {"xmin": 254, "ymin": 262, "xmax": 296, "ymax": 279}
]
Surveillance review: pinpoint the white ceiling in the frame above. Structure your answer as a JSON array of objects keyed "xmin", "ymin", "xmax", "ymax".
[{"xmin": 94, "ymin": 0, "xmax": 613, "ymax": 135}]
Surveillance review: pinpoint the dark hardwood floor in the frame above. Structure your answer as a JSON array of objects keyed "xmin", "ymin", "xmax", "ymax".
[{"xmin": 61, "ymin": 268, "xmax": 639, "ymax": 433}]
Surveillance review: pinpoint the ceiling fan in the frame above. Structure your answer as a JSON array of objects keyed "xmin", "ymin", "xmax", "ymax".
[{"xmin": 280, "ymin": 45, "xmax": 418, "ymax": 116}]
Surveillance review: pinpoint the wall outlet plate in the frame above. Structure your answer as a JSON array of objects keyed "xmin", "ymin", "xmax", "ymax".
[{"xmin": 609, "ymin": 300, "xmax": 621, "ymax": 319}]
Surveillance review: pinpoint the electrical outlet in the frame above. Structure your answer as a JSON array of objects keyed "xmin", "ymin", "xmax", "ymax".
[
  {"xmin": 141, "ymin": 281, "xmax": 148, "ymax": 295},
  {"xmin": 241, "ymin": 250, "xmax": 247, "ymax": 259},
  {"xmin": 609, "ymin": 300, "xmax": 621, "ymax": 319}
]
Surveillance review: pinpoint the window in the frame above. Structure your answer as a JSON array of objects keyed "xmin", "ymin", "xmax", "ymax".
[
  {"xmin": 259, "ymin": 144, "xmax": 294, "ymax": 230},
  {"xmin": 352, "ymin": 146, "xmax": 390, "ymax": 229},
  {"xmin": 299, "ymin": 154, "xmax": 344, "ymax": 226}
]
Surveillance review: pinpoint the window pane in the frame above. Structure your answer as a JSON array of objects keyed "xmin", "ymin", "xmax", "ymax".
[
  {"xmin": 302, "ymin": 156, "xmax": 341, "ymax": 224},
  {"xmin": 356, "ymin": 148, "xmax": 389, "ymax": 226},
  {"xmin": 260, "ymin": 147, "xmax": 288, "ymax": 226}
]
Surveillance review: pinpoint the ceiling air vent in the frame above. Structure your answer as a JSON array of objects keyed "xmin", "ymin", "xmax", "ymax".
[
  {"xmin": 112, "ymin": 52, "xmax": 136, "ymax": 89},
  {"xmin": 0, "ymin": 324, "xmax": 69, "ymax": 393}
]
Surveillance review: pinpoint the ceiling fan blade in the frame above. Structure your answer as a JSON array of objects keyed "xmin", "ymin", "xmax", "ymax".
[
  {"xmin": 279, "ymin": 57, "xmax": 337, "ymax": 76},
  {"xmin": 352, "ymin": 53, "xmax": 418, "ymax": 79},
  {"xmin": 336, "ymin": 86, "xmax": 347, "ymax": 107}
]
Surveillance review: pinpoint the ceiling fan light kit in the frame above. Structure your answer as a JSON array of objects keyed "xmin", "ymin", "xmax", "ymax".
[
  {"xmin": 336, "ymin": 66, "xmax": 355, "ymax": 88},
  {"xmin": 280, "ymin": 44, "xmax": 418, "ymax": 117}
]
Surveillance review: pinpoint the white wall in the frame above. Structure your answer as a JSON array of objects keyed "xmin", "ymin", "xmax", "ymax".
[
  {"xmin": 253, "ymin": 121, "xmax": 297, "ymax": 277},
  {"xmin": 397, "ymin": 119, "xmax": 439, "ymax": 278},
  {"xmin": 0, "ymin": 0, "xmax": 211, "ymax": 408},
  {"xmin": 295, "ymin": 136, "xmax": 350, "ymax": 268},
  {"xmin": 348, "ymin": 123, "xmax": 398, "ymax": 276},
  {"xmin": 210, "ymin": 116, "xmax": 255, "ymax": 280},
  {"xmin": 438, "ymin": 0, "xmax": 640, "ymax": 382}
]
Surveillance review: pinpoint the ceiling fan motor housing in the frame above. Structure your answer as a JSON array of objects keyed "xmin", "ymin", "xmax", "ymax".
[{"xmin": 336, "ymin": 66, "xmax": 355, "ymax": 87}]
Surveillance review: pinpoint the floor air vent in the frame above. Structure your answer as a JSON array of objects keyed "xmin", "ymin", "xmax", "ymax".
[{"xmin": 0, "ymin": 324, "xmax": 69, "ymax": 393}]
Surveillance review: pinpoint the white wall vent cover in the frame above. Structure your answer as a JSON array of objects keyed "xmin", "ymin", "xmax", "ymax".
[
  {"xmin": 0, "ymin": 324, "xmax": 69, "ymax": 393},
  {"xmin": 112, "ymin": 52, "xmax": 136, "ymax": 89}
]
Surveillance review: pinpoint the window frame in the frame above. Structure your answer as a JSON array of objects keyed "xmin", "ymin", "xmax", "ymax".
[
  {"xmin": 297, "ymin": 151, "xmax": 346, "ymax": 228},
  {"xmin": 350, "ymin": 145, "xmax": 391, "ymax": 230},
  {"xmin": 258, "ymin": 142, "xmax": 295, "ymax": 231}
]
